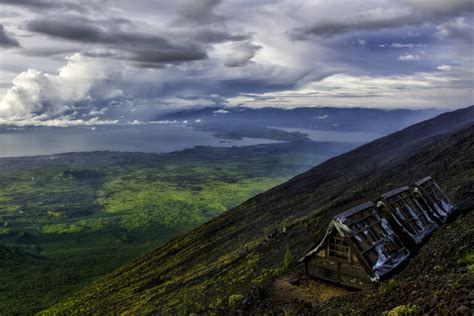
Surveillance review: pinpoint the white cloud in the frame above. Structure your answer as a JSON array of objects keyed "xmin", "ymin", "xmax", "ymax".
[
  {"xmin": 0, "ymin": 116, "xmax": 119, "ymax": 127},
  {"xmin": 437, "ymin": 65, "xmax": 452, "ymax": 71},
  {"xmin": 0, "ymin": 53, "xmax": 122, "ymax": 122},
  {"xmin": 89, "ymin": 107, "xmax": 109, "ymax": 116},
  {"xmin": 398, "ymin": 54, "xmax": 421, "ymax": 61},
  {"xmin": 151, "ymin": 120, "xmax": 179, "ymax": 124},
  {"xmin": 390, "ymin": 43, "xmax": 426, "ymax": 48},
  {"xmin": 159, "ymin": 97, "xmax": 217, "ymax": 109},
  {"xmin": 213, "ymin": 109, "xmax": 229, "ymax": 114},
  {"xmin": 226, "ymin": 70, "xmax": 473, "ymax": 109}
]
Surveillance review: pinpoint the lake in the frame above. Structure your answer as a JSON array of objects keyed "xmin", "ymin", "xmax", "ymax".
[
  {"xmin": 0, "ymin": 124, "xmax": 384, "ymax": 158},
  {"xmin": 0, "ymin": 124, "xmax": 282, "ymax": 158}
]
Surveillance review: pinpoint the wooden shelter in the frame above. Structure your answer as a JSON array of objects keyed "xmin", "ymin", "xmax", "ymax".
[
  {"xmin": 414, "ymin": 176, "xmax": 456, "ymax": 223},
  {"xmin": 299, "ymin": 202, "xmax": 410, "ymax": 289},
  {"xmin": 378, "ymin": 186, "xmax": 438, "ymax": 245}
]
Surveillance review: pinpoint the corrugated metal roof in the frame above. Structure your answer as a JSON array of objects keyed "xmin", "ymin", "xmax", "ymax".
[
  {"xmin": 415, "ymin": 176, "xmax": 432, "ymax": 186},
  {"xmin": 380, "ymin": 186, "xmax": 410, "ymax": 199},
  {"xmin": 380, "ymin": 186, "xmax": 438, "ymax": 244},
  {"xmin": 414, "ymin": 177, "xmax": 456, "ymax": 222},
  {"xmin": 334, "ymin": 201, "xmax": 375, "ymax": 222}
]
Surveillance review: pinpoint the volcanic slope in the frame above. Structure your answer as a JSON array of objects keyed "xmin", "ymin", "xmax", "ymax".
[{"xmin": 44, "ymin": 106, "xmax": 474, "ymax": 314}]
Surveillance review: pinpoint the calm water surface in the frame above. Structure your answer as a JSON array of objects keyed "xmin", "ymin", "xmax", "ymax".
[
  {"xmin": 0, "ymin": 124, "xmax": 281, "ymax": 158},
  {"xmin": 0, "ymin": 124, "xmax": 383, "ymax": 158}
]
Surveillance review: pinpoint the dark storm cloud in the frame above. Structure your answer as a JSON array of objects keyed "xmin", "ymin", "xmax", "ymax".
[
  {"xmin": 0, "ymin": 24, "xmax": 20, "ymax": 48},
  {"xmin": 26, "ymin": 17, "xmax": 208, "ymax": 67},
  {"xmin": 123, "ymin": 46, "xmax": 207, "ymax": 67},
  {"xmin": 176, "ymin": 0, "xmax": 223, "ymax": 25},
  {"xmin": 289, "ymin": 0, "xmax": 474, "ymax": 40},
  {"xmin": 25, "ymin": 17, "xmax": 167, "ymax": 46},
  {"xmin": 403, "ymin": 0, "xmax": 474, "ymax": 17},
  {"xmin": 20, "ymin": 47, "xmax": 80, "ymax": 57},
  {"xmin": 0, "ymin": 0, "xmax": 94, "ymax": 13},
  {"xmin": 173, "ymin": 0, "xmax": 250, "ymax": 46},
  {"xmin": 26, "ymin": 18, "xmax": 105, "ymax": 43},
  {"xmin": 192, "ymin": 29, "xmax": 248, "ymax": 44}
]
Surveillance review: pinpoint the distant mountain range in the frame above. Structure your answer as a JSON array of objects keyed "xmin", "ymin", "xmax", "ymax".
[
  {"xmin": 157, "ymin": 106, "xmax": 442, "ymax": 134},
  {"xmin": 48, "ymin": 106, "xmax": 474, "ymax": 314}
]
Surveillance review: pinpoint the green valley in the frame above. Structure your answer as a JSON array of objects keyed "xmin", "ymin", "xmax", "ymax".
[{"xmin": 0, "ymin": 141, "xmax": 353, "ymax": 314}]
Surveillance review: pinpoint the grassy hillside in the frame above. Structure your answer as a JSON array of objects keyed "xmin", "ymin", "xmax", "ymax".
[
  {"xmin": 0, "ymin": 141, "xmax": 353, "ymax": 315},
  {"xmin": 0, "ymin": 243, "xmax": 44, "ymax": 267},
  {"xmin": 44, "ymin": 106, "xmax": 474, "ymax": 314}
]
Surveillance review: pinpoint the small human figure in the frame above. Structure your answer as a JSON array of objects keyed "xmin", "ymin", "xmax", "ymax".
[
  {"xmin": 271, "ymin": 228, "xmax": 278, "ymax": 240},
  {"xmin": 243, "ymin": 243, "xmax": 249, "ymax": 254},
  {"xmin": 282, "ymin": 226, "xmax": 287, "ymax": 235}
]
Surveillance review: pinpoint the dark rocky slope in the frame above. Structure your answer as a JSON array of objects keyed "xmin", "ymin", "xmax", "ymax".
[{"xmin": 44, "ymin": 106, "xmax": 474, "ymax": 314}]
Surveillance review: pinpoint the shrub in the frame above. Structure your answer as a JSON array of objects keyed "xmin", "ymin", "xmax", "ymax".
[
  {"xmin": 457, "ymin": 250, "xmax": 474, "ymax": 274},
  {"xmin": 228, "ymin": 294, "xmax": 244, "ymax": 307},
  {"xmin": 467, "ymin": 264, "xmax": 474, "ymax": 274},
  {"xmin": 387, "ymin": 278, "xmax": 398, "ymax": 290},
  {"xmin": 208, "ymin": 297, "xmax": 223, "ymax": 309},
  {"xmin": 384, "ymin": 304, "xmax": 418, "ymax": 316}
]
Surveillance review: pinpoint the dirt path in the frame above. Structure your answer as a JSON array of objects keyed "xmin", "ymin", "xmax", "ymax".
[{"xmin": 272, "ymin": 273, "xmax": 352, "ymax": 304}]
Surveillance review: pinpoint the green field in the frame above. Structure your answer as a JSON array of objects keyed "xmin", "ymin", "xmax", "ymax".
[{"xmin": 0, "ymin": 141, "xmax": 353, "ymax": 314}]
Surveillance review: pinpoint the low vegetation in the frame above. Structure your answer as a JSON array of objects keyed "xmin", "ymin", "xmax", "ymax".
[
  {"xmin": 384, "ymin": 304, "xmax": 419, "ymax": 316},
  {"xmin": 0, "ymin": 141, "xmax": 350, "ymax": 314}
]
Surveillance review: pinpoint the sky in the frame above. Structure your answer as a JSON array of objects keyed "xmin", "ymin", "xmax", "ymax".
[{"xmin": 0, "ymin": 0, "xmax": 472, "ymax": 126}]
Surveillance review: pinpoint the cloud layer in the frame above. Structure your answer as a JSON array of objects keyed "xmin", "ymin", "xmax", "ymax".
[
  {"xmin": 0, "ymin": 54, "xmax": 122, "ymax": 123},
  {"xmin": 0, "ymin": 24, "xmax": 19, "ymax": 48},
  {"xmin": 0, "ymin": 0, "xmax": 472, "ymax": 126},
  {"xmin": 289, "ymin": 0, "xmax": 473, "ymax": 39}
]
